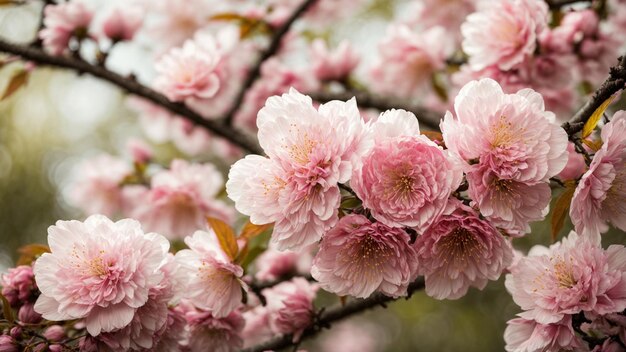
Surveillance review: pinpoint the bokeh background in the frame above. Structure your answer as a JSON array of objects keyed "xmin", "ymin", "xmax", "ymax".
[{"xmin": 0, "ymin": 1, "xmax": 624, "ymax": 351}]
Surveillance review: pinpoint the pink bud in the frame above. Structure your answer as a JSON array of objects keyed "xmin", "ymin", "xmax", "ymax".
[
  {"xmin": 18, "ymin": 303, "xmax": 42, "ymax": 324},
  {"xmin": 43, "ymin": 326, "xmax": 66, "ymax": 342},
  {"xmin": 102, "ymin": 7, "xmax": 143, "ymax": 42},
  {"xmin": 126, "ymin": 138, "xmax": 153, "ymax": 164},
  {"xmin": 0, "ymin": 335, "xmax": 18, "ymax": 352}
]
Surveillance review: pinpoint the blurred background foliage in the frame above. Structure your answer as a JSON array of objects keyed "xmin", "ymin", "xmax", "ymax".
[{"xmin": 0, "ymin": 1, "xmax": 624, "ymax": 351}]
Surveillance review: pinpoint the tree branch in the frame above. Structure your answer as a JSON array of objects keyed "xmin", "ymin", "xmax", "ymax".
[
  {"xmin": 222, "ymin": 0, "xmax": 319, "ymax": 126},
  {"xmin": 0, "ymin": 39, "xmax": 263, "ymax": 155},
  {"xmin": 562, "ymin": 55, "xmax": 626, "ymax": 136},
  {"xmin": 309, "ymin": 91, "xmax": 442, "ymax": 131},
  {"xmin": 544, "ymin": 0, "xmax": 592, "ymax": 9},
  {"xmin": 242, "ymin": 278, "xmax": 425, "ymax": 352}
]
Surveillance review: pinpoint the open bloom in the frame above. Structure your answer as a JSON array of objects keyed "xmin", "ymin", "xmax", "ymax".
[
  {"xmin": 178, "ymin": 301, "xmax": 245, "ymax": 352},
  {"xmin": 370, "ymin": 25, "xmax": 451, "ymax": 99},
  {"xmin": 132, "ymin": 159, "xmax": 232, "ymax": 239},
  {"xmin": 33, "ymin": 215, "xmax": 170, "ymax": 336},
  {"xmin": 442, "ymin": 78, "xmax": 568, "ymax": 231},
  {"xmin": 1, "ymin": 265, "xmax": 37, "ymax": 307},
  {"xmin": 311, "ymin": 39, "xmax": 360, "ymax": 81},
  {"xmin": 570, "ymin": 112, "xmax": 626, "ymax": 238},
  {"xmin": 311, "ymin": 214, "xmax": 418, "ymax": 298},
  {"xmin": 415, "ymin": 200, "xmax": 513, "ymax": 300},
  {"xmin": 505, "ymin": 231, "xmax": 626, "ymax": 324},
  {"xmin": 353, "ymin": 109, "xmax": 463, "ymax": 230},
  {"xmin": 254, "ymin": 243, "xmax": 313, "ymax": 282},
  {"xmin": 68, "ymin": 154, "xmax": 131, "ymax": 217},
  {"xmin": 154, "ymin": 40, "xmax": 221, "ymax": 102},
  {"xmin": 227, "ymin": 89, "xmax": 370, "ymax": 250},
  {"xmin": 264, "ymin": 277, "xmax": 318, "ymax": 341},
  {"xmin": 174, "ymin": 230, "xmax": 246, "ymax": 317},
  {"xmin": 461, "ymin": 0, "xmax": 548, "ymax": 70},
  {"xmin": 504, "ymin": 316, "xmax": 584, "ymax": 352},
  {"xmin": 39, "ymin": 2, "xmax": 93, "ymax": 55}
]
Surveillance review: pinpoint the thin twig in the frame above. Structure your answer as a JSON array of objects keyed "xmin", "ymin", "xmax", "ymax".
[
  {"xmin": 242, "ymin": 278, "xmax": 425, "ymax": 352},
  {"xmin": 0, "ymin": 39, "xmax": 263, "ymax": 154},
  {"xmin": 562, "ymin": 55, "xmax": 626, "ymax": 136},
  {"xmin": 309, "ymin": 91, "xmax": 442, "ymax": 131},
  {"xmin": 544, "ymin": 0, "xmax": 592, "ymax": 9},
  {"xmin": 222, "ymin": 0, "xmax": 319, "ymax": 126}
]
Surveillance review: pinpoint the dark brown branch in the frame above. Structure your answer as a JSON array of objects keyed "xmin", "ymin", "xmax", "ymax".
[
  {"xmin": 562, "ymin": 55, "xmax": 626, "ymax": 136},
  {"xmin": 242, "ymin": 278, "xmax": 425, "ymax": 352},
  {"xmin": 544, "ymin": 0, "xmax": 592, "ymax": 9},
  {"xmin": 309, "ymin": 91, "xmax": 442, "ymax": 131},
  {"xmin": 222, "ymin": 0, "xmax": 319, "ymax": 126},
  {"xmin": 0, "ymin": 39, "xmax": 263, "ymax": 154}
]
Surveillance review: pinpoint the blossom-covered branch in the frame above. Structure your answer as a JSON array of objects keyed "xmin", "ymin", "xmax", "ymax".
[
  {"xmin": 563, "ymin": 54, "xmax": 626, "ymax": 136},
  {"xmin": 222, "ymin": 0, "xmax": 320, "ymax": 126},
  {"xmin": 309, "ymin": 91, "xmax": 442, "ymax": 130},
  {"xmin": 243, "ymin": 278, "xmax": 426, "ymax": 352},
  {"xmin": 0, "ymin": 39, "xmax": 263, "ymax": 155}
]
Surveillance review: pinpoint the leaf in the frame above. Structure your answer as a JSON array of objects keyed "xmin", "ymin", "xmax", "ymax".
[
  {"xmin": 0, "ymin": 292, "xmax": 14, "ymax": 322},
  {"xmin": 16, "ymin": 243, "xmax": 50, "ymax": 266},
  {"xmin": 1, "ymin": 69, "xmax": 28, "ymax": 101},
  {"xmin": 421, "ymin": 131, "xmax": 443, "ymax": 144},
  {"xmin": 239, "ymin": 221, "xmax": 273, "ymax": 241},
  {"xmin": 206, "ymin": 217, "xmax": 239, "ymax": 261},
  {"xmin": 582, "ymin": 95, "xmax": 615, "ymax": 138},
  {"xmin": 551, "ymin": 181, "xmax": 576, "ymax": 242},
  {"xmin": 239, "ymin": 246, "xmax": 267, "ymax": 271},
  {"xmin": 210, "ymin": 13, "xmax": 248, "ymax": 22},
  {"xmin": 582, "ymin": 138, "xmax": 603, "ymax": 152}
]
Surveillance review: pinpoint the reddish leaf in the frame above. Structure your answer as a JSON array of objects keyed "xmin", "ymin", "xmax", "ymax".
[
  {"xmin": 239, "ymin": 221, "xmax": 272, "ymax": 240},
  {"xmin": 1, "ymin": 69, "xmax": 28, "ymax": 101},
  {"xmin": 16, "ymin": 243, "xmax": 50, "ymax": 266},
  {"xmin": 551, "ymin": 181, "xmax": 576, "ymax": 242},
  {"xmin": 207, "ymin": 217, "xmax": 238, "ymax": 261}
]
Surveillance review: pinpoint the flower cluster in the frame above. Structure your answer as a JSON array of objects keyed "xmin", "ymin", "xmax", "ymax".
[{"xmin": 504, "ymin": 231, "xmax": 626, "ymax": 352}]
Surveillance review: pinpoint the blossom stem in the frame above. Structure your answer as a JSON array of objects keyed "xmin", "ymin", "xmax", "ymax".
[
  {"xmin": 0, "ymin": 39, "xmax": 264, "ymax": 155},
  {"xmin": 242, "ymin": 278, "xmax": 425, "ymax": 352}
]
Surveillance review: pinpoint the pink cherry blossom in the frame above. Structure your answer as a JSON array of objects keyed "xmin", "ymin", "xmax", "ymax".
[
  {"xmin": 1, "ymin": 265, "xmax": 36, "ymax": 307},
  {"xmin": 442, "ymin": 78, "xmax": 568, "ymax": 231},
  {"xmin": 415, "ymin": 200, "xmax": 514, "ymax": 300},
  {"xmin": 370, "ymin": 25, "xmax": 452, "ymax": 99},
  {"xmin": 67, "ymin": 154, "xmax": 132, "ymax": 217},
  {"xmin": 227, "ymin": 89, "xmax": 370, "ymax": 250},
  {"xmin": 153, "ymin": 40, "xmax": 221, "ymax": 103},
  {"xmin": 254, "ymin": 243, "xmax": 313, "ymax": 282},
  {"xmin": 318, "ymin": 319, "xmax": 389, "ymax": 352},
  {"xmin": 178, "ymin": 300, "xmax": 245, "ymax": 352},
  {"xmin": 241, "ymin": 304, "xmax": 273, "ymax": 347},
  {"xmin": 264, "ymin": 277, "xmax": 318, "ymax": 341},
  {"xmin": 504, "ymin": 316, "xmax": 584, "ymax": 352},
  {"xmin": 310, "ymin": 39, "xmax": 360, "ymax": 82},
  {"xmin": 311, "ymin": 214, "xmax": 418, "ymax": 298},
  {"xmin": 101, "ymin": 6, "xmax": 143, "ymax": 42},
  {"xmin": 96, "ymin": 255, "xmax": 178, "ymax": 351},
  {"xmin": 174, "ymin": 230, "xmax": 246, "ymax": 317},
  {"xmin": 505, "ymin": 231, "xmax": 626, "ymax": 324},
  {"xmin": 461, "ymin": 0, "xmax": 548, "ymax": 71},
  {"xmin": 233, "ymin": 59, "xmax": 319, "ymax": 131},
  {"xmin": 33, "ymin": 215, "xmax": 170, "ymax": 336},
  {"xmin": 409, "ymin": 0, "xmax": 477, "ymax": 37},
  {"xmin": 131, "ymin": 159, "xmax": 233, "ymax": 239},
  {"xmin": 352, "ymin": 109, "xmax": 462, "ymax": 230},
  {"xmin": 570, "ymin": 112, "xmax": 626, "ymax": 238},
  {"xmin": 39, "ymin": 2, "xmax": 93, "ymax": 55}
]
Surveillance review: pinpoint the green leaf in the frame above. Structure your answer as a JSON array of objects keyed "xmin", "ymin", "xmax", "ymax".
[
  {"xmin": 206, "ymin": 217, "xmax": 239, "ymax": 261},
  {"xmin": 582, "ymin": 95, "xmax": 615, "ymax": 138},
  {"xmin": 551, "ymin": 181, "xmax": 576, "ymax": 242},
  {"xmin": 1, "ymin": 69, "xmax": 28, "ymax": 101}
]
